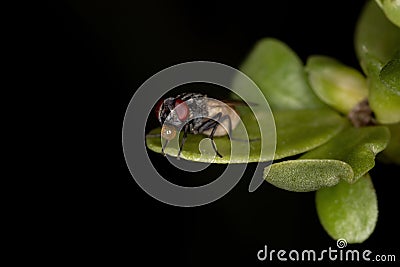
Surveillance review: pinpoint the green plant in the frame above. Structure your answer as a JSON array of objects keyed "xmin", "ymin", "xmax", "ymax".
[{"xmin": 146, "ymin": 0, "xmax": 400, "ymax": 243}]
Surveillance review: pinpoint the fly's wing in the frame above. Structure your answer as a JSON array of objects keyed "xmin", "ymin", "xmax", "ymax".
[{"xmin": 221, "ymin": 99, "xmax": 258, "ymax": 108}]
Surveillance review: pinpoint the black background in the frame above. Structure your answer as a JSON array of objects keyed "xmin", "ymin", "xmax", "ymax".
[{"xmin": 42, "ymin": 0, "xmax": 400, "ymax": 265}]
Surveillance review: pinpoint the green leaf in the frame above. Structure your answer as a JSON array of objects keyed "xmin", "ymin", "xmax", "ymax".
[
  {"xmin": 306, "ymin": 56, "xmax": 368, "ymax": 114},
  {"xmin": 367, "ymin": 56, "xmax": 400, "ymax": 124},
  {"xmin": 236, "ymin": 38, "xmax": 325, "ymax": 111},
  {"xmin": 375, "ymin": 0, "xmax": 400, "ymax": 27},
  {"xmin": 301, "ymin": 126, "xmax": 390, "ymax": 183},
  {"xmin": 316, "ymin": 174, "xmax": 378, "ymax": 243},
  {"xmin": 355, "ymin": 0, "xmax": 400, "ymax": 72},
  {"xmin": 264, "ymin": 159, "xmax": 352, "ymax": 192},
  {"xmin": 380, "ymin": 49, "xmax": 400, "ymax": 93},
  {"xmin": 274, "ymin": 109, "xmax": 347, "ymax": 160},
  {"xmin": 146, "ymin": 108, "xmax": 347, "ymax": 163}
]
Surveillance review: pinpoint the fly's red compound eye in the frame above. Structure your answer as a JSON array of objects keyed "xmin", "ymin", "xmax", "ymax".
[
  {"xmin": 174, "ymin": 99, "xmax": 189, "ymax": 121},
  {"xmin": 155, "ymin": 99, "xmax": 164, "ymax": 121}
]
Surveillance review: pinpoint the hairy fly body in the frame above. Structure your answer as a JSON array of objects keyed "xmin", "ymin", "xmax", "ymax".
[{"xmin": 155, "ymin": 93, "xmax": 242, "ymax": 158}]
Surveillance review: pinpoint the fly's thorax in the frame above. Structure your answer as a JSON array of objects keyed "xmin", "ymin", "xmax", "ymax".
[
  {"xmin": 187, "ymin": 95, "xmax": 209, "ymax": 121},
  {"xmin": 161, "ymin": 93, "xmax": 208, "ymax": 129}
]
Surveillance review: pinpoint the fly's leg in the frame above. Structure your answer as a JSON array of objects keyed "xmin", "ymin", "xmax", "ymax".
[
  {"xmin": 197, "ymin": 112, "xmax": 229, "ymax": 158},
  {"xmin": 146, "ymin": 131, "xmax": 166, "ymax": 155},
  {"xmin": 208, "ymin": 121, "xmax": 223, "ymax": 158},
  {"xmin": 161, "ymin": 139, "xmax": 169, "ymax": 156},
  {"xmin": 198, "ymin": 113, "xmax": 259, "ymax": 144},
  {"xmin": 218, "ymin": 114, "xmax": 259, "ymax": 143},
  {"xmin": 219, "ymin": 113, "xmax": 260, "ymax": 142},
  {"xmin": 177, "ymin": 124, "xmax": 190, "ymax": 160}
]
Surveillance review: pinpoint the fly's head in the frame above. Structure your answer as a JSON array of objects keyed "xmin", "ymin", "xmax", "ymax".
[{"xmin": 155, "ymin": 96, "xmax": 190, "ymax": 140}]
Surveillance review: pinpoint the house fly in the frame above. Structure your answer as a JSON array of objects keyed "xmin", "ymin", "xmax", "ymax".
[{"xmin": 154, "ymin": 92, "xmax": 250, "ymax": 159}]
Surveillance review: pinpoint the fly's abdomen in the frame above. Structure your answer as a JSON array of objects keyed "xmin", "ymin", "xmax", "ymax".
[{"xmin": 201, "ymin": 99, "xmax": 240, "ymax": 136}]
